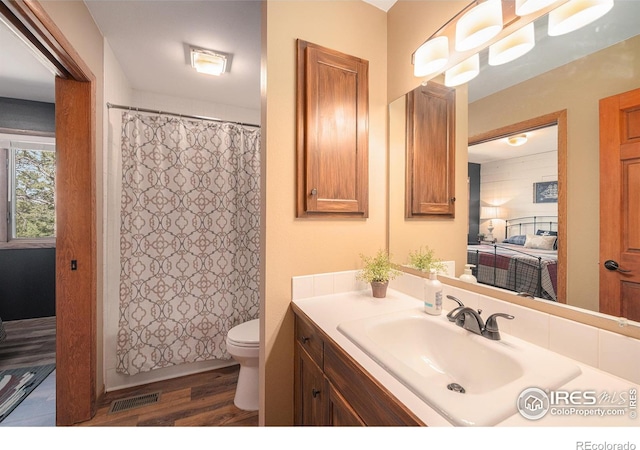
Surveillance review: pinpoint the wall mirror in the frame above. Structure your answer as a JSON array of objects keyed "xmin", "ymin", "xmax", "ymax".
[{"xmin": 388, "ymin": 0, "xmax": 640, "ymax": 333}]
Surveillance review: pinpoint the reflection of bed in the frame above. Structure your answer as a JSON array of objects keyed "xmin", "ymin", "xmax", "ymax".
[{"xmin": 467, "ymin": 216, "xmax": 558, "ymax": 300}]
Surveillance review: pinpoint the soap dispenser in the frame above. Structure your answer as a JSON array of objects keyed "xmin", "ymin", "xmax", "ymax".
[
  {"xmin": 460, "ymin": 264, "xmax": 477, "ymax": 283},
  {"xmin": 424, "ymin": 269, "xmax": 443, "ymax": 315}
]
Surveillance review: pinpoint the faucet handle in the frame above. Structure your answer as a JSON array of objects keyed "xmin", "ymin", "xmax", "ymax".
[
  {"xmin": 446, "ymin": 295, "xmax": 464, "ymax": 307},
  {"xmin": 482, "ymin": 313, "xmax": 514, "ymax": 340}
]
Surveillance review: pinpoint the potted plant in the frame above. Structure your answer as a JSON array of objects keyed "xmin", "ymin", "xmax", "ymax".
[
  {"xmin": 407, "ymin": 246, "xmax": 446, "ymax": 273},
  {"xmin": 356, "ymin": 249, "xmax": 401, "ymax": 298}
]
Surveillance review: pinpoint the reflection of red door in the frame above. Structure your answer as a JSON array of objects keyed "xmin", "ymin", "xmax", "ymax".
[{"xmin": 599, "ymin": 87, "xmax": 640, "ymax": 322}]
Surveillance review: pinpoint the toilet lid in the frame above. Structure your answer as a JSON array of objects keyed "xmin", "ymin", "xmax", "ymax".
[{"xmin": 227, "ymin": 318, "xmax": 259, "ymax": 346}]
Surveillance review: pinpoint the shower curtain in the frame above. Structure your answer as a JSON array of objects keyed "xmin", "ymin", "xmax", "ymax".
[{"xmin": 117, "ymin": 112, "xmax": 260, "ymax": 375}]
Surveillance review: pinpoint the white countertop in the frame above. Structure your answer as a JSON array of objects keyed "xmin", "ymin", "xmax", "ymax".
[{"xmin": 292, "ymin": 288, "xmax": 639, "ymax": 427}]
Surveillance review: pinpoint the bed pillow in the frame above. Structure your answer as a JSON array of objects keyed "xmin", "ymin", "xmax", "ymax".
[
  {"xmin": 502, "ymin": 235, "xmax": 527, "ymax": 246},
  {"xmin": 524, "ymin": 234, "xmax": 557, "ymax": 250},
  {"xmin": 535, "ymin": 229, "xmax": 558, "ymax": 249}
]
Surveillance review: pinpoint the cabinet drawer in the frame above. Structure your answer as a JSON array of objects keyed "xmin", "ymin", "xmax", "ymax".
[{"xmin": 295, "ymin": 314, "xmax": 324, "ymax": 367}]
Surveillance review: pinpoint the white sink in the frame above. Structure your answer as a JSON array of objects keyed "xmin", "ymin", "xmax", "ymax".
[{"xmin": 337, "ymin": 308, "xmax": 581, "ymax": 426}]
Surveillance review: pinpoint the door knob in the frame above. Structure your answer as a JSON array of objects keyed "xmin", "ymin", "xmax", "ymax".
[{"xmin": 604, "ymin": 260, "xmax": 632, "ymax": 273}]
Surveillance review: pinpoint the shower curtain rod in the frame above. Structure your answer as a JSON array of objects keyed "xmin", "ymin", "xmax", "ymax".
[{"xmin": 106, "ymin": 102, "xmax": 260, "ymax": 128}]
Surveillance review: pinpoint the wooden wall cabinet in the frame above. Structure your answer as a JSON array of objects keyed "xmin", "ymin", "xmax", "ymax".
[
  {"xmin": 406, "ymin": 82, "xmax": 456, "ymax": 218},
  {"xmin": 296, "ymin": 40, "xmax": 369, "ymax": 218},
  {"xmin": 293, "ymin": 308, "xmax": 424, "ymax": 426}
]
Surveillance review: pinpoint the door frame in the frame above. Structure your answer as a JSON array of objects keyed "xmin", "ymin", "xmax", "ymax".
[
  {"xmin": 0, "ymin": 0, "xmax": 96, "ymax": 425},
  {"xmin": 469, "ymin": 110, "xmax": 568, "ymax": 303}
]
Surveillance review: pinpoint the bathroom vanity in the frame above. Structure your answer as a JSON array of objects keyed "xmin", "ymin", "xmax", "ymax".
[
  {"xmin": 293, "ymin": 306, "xmax": 423, "ymax": 426},
  {"xmin": 292, "ymin": 271, "xmax": 640, "ymax": 427}
]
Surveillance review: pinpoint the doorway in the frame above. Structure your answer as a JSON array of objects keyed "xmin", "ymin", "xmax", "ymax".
[
  {"xmin": 0, "ymin": 0, "xmax": 97, "ymax": 425},
  {"xmin": 469, "ymin": 110, "xmax": 568, "ymax": 303}
]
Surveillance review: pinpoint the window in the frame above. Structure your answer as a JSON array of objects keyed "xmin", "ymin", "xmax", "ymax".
[{"xmin": 0, "ymin": 134, "xmax": 56, "ymax": 247}]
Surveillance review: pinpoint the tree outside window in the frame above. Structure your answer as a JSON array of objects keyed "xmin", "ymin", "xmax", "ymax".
[{"xmin": 10, "ymin": 148, "xmax": 56, "ymax": 239}]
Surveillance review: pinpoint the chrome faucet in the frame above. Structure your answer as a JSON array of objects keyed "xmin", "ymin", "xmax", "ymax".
[
  {"xmin": 450, "ymin": 307, "xmax": 514, "ymax": 340},
  {"xmin": 445, "ymin": 295, "xmax": 466, "ymax": 322}
]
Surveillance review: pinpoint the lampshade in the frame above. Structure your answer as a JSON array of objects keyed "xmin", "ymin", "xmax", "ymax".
[
  {"xmin": 190, "ymin": 48, "xmax": 228, "ymax": 76},
  {"xmin": 506, "ymin": 134, "xmax": 528, "ymax": 146},
  {"xmin": 480, "ymin": 206, "xmax": 499, "ymax": 219},
  {"xmin": 413, "ymin": 36, "xmax": 449, "ymax": 77},
  {"xmin": 488, "ymin": 23, "xmax": 535, "ymax": 66},
  {"xmin": 548, "ymin": 0, "xmax": 614, "ymax": 36},
  {"xmin": 515, "ymin": 0, "xmax": 559, "ymax": 16},
  {"xmin": 445, "ymin": 53, "xmax": 480, "ymax": 87},
  {"xmin": 455, "ymin": 0, "xmax": 503, "ymax": 52}
]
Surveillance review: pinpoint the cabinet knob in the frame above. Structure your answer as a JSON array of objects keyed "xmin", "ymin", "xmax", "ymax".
[
  {"xmin": 310, "ymin": 188, "xmax": 317, "ymax": 196},
  {"xmin": 312, "ymin": 388, "xmax": 321, "ymax": 398},
  {"xmin": 450, "ymin": 197, "xmax": 456, "ymax": 203},
  {"xmin": 301, "ymin": 336, "xmax": 309, "ymax": 344}
]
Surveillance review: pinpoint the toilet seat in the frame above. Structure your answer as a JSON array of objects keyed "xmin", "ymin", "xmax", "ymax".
[{"xmin": 227, "ymin": 318, "xmax": 259, "ymax": 348}]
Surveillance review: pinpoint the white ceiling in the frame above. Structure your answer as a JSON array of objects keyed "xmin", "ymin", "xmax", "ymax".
[
  {"xmin": 0, "ymin": 18, "xmax": 56, "ymax": 103},
  {"xmin": 468, "ymin": 124, "xmax": 558, "ymax": 164}
]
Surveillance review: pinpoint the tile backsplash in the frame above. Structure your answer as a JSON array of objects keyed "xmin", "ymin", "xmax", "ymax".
[{"xmin": 292, "ymin": 270, "xmax": 640, "ymax": 385}]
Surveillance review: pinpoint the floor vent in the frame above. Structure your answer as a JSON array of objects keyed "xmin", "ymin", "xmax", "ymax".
[{"xmin": 108, "ymin": 391, "xmax": 161, "ymax": 414}]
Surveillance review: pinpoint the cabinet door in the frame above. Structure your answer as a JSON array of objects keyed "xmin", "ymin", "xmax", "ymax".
[
  {"xmin": 406, "ymin": 82, "xmax": 456, "ymax": 218},
  {"xmin": 294, "ymin": 343, "xmax": 326, "ymax": 425},
  {"xmin": 296, "ymin": 40, "xmax": 369, "ymax": 218},
  {"xmin": 326, "ymin": 381, "xmax": 365, "ymax": 426}
]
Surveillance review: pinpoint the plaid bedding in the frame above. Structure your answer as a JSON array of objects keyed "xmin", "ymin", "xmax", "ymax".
[{"xmin": 467, "ymin": 244, "xmax": 558, "ymax": 301}]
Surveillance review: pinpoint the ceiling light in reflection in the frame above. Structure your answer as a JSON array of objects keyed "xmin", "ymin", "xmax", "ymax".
[
  {"xmin": 489, "ymin": 23, "xmax": 535, "ymax": 66},
  {"xmin": 455, "ymin": 0, "xmax": 503, "ymax": 52},
  {"xmin": 516, "ymin": 0, "xmax": 560, "ymax": 16},
  {"xmin": 506, "ymin": 134, "xmax": 528, "ymax": 146},
  {"xmin": 548, "ymin": 0, "xmax": 614, "ymax": 36},
  {"xmin": 445, "ymin": 53, "xmax": 480, "ymax": 87}
]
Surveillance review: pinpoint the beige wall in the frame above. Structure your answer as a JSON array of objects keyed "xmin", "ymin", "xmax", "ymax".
[
  {"xmin": 262, "ymin": 0, "xmax": 387, "ymax": 425},
  {"xmin": 468, "ymin": 35, "xmax": 640, "ymax": 312},
  {"xmin": 38, "ymin": 0, "xmax": 106, "ymax": 396}
]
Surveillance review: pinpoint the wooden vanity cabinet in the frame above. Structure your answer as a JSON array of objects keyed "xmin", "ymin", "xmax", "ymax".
[{"xmin": 293, "ymin": 307, "xmax": 424, "ymax": 426}]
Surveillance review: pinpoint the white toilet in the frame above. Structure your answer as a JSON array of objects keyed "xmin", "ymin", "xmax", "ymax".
[{"xmin": 226, "ymin": 318, "xmax": 259, "ymax": 411}]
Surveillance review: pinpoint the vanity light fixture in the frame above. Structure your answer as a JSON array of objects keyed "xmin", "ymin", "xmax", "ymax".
[
  {"xmin": 190, "ymin": 47, "xmax": 228, "ymax": 76},
  {"xmin": 488, "ymin": 22, "xmax": 535, "ymax": 66},
  {"xmin": 548, "ymin": 0, "xmax": 614, "ymax": 36},
  {"xmin": 506, "ymin": 133, "xmax": 528, "ymax": 146},
  {"xmin": 515, "ymin": 0, "xmax": 560, "ymax": 16},
  {"xmin": 444, "ymin": 53, "xmax": 480, "ymax": 87},
  {"xmin": 413, "ymin": 36, "xmax": 449, "ymax": 77},
  {"xmin": 455, "ymin": 0, "xmax": 503, "ymax": 52}
]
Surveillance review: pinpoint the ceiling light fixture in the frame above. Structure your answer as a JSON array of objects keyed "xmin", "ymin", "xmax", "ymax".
[
  {"xmin": 413, "ymin": 36, "xmax": 449, "ymax": 77},
  {"xmin": 190, "ymin": 47, "xmax": 228, "ymax": 76},
  {"xmin": 444, "ymin": 53, "xmax": 480, "ymax": 87},
  {"xmin": 455, "ymin": 0, "xmax": 503, "ymax": 52},
  {"xmin": 548, "ymin": 0, "xmax": 614, "ymax": 36},
  {"xmin": 515, "ymin": 0, "xmax": 560, "ymax": 16},
  {"xmin": 489, "ymin": 22, "xmax": 535, "ymax": 66},
  {"xmin": 506, "ymin": 134, "xmax": 528, "ymax": 146}
]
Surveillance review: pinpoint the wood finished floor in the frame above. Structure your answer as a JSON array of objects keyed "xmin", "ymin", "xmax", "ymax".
[{"xmin": 0, "ymin": 316, "xmax": 258, "ymax": 427}]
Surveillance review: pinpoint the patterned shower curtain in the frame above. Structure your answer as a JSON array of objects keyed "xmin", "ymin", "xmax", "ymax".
[{"xmin": 117, "ymin": 112, "xmax": 260, "ymax": 375}]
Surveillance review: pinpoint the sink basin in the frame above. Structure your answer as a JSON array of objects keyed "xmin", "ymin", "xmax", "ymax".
[{"xmin": 337, "ymin": 308, "xmax": 581, "ymax": 426}]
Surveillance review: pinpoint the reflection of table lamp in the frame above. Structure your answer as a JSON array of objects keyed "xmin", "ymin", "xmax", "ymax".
[{"xmin": 481, "ymin": 206, "xmax": 498, "ymax": 242}]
